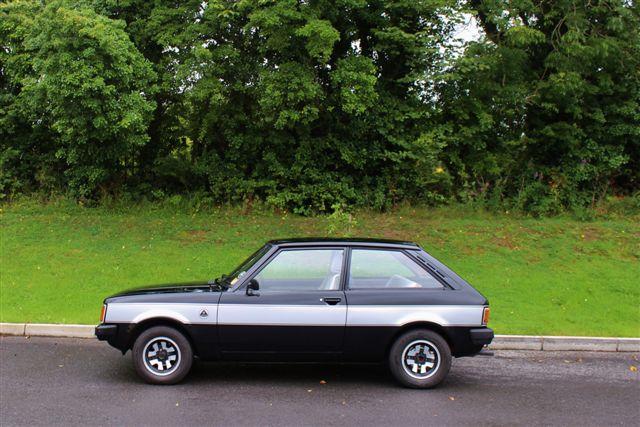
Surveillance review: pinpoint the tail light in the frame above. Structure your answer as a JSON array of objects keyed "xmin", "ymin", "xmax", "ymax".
[
  {"xmin": 482, "ymin": 307, "xmax": 490, "ymax": 325},
  {"xmin": 100, "ymin": 304, "xmax": 107, "ymax": 323}
]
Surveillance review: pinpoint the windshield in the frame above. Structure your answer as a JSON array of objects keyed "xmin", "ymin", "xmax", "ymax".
[{"xmin": 225, "ymin": 244, "xmax": 271, "ymax": 288}]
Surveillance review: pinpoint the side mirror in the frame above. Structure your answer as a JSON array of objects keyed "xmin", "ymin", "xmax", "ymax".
[{"xmin": 246, "ymin": 279, "xmax": 260, "ymax": 296}]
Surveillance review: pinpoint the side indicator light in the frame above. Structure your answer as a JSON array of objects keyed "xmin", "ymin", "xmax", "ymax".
[
  {"xmin": 100, "ymin": 304, "xmax": 107, "ymax": 323},
  {"xmin": 482, "ymin": 307, "xmax": 490, "ymax": 325}
]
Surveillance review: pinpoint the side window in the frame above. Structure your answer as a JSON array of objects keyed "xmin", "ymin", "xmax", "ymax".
[
  {"xmin": 254, "ymin": 249, "xmax": 344, "ymax": 291},
  {"xmin": 348, "ymin": 249, "xmax": 443, "ymax": 289}
]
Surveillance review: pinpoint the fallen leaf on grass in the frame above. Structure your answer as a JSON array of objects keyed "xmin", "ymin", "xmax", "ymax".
[
  {"xmin": 630, "ymin": 366, "xmax": 637, "ymax": 372},
  {"xmin": 448, "ymin": 396, "xmax": 455, "ymax": 401}
]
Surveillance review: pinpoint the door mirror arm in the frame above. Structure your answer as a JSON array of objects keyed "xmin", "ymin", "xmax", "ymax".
[{"xmin": 246, "ymin": 279, "xmax": 260, "ymax": 296}]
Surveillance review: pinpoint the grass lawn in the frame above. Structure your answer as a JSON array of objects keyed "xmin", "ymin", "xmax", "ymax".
[{"xmin": 1, "ymin": 200, "xmax": 638, "ymax": 337}]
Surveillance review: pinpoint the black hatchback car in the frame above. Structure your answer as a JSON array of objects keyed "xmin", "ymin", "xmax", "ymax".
[{"xmin": 96, "ymin": 238, "xmax": 493, "ymax": 388}]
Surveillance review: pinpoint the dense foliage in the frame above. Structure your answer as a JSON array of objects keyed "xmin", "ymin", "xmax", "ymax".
[
  {"xmin": 440, "ymin": 0, "xmax": 640, "ymax": 215},
  {"xmin": 1, "ymin": 0, "xmax": 638, "ymax": 214}
]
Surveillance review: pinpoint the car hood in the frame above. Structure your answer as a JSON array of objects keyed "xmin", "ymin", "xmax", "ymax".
[{"xmin": 108, "ymin": 281, "xmax": 215, "ymax": 299}]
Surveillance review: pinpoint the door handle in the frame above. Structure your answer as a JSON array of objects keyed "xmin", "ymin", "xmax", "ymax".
[{"xmin": 321, "ymin": 297, "xmax": 341, "ymax": 305}]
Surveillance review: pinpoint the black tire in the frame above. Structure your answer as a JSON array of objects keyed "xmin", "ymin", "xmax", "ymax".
[
  {"xmin": 388, "ymin": 329, "xmax": 452, "ymax": 389},
  {"xmin": 132, "ymin": 326, "xmax": 193, "ymax": 385}
]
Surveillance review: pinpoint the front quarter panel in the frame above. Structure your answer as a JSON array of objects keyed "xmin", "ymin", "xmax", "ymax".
[{"xmin": 101, "ymin": 291, "xmax": 221, "ymax": 358}]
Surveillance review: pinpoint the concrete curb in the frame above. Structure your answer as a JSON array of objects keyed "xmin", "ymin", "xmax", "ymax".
[
  {"xmin": 1, "ymin": 323, "xmax": 639, "ymax": 352},
  {"xmin": 490, "ymin": 335, "xmax": 640, "ymax": 352},
  {"xmin": 1, "ymin": 323, "xmax": 94, "ymax": 339}
]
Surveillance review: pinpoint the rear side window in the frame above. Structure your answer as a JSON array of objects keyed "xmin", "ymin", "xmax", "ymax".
[{"xmin": 348, "ymin": 249, "xmax": 443, "ymax": 290}]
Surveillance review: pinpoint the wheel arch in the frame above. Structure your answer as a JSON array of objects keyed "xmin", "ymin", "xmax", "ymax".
[
  {"xmin": 386, "ymin": 321, "xmax": 455, "ymax": 357},
  {"xmin": 128, "ymin": 318, "xmax": 198, "ymax": 356}
]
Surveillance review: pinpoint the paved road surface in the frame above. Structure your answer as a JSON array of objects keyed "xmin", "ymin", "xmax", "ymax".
[{"xmin": 1, "ymin": 336, "xmax": 638, "ymax": 426}]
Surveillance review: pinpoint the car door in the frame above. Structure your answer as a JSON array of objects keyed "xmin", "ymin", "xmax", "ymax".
[{"xmin": 218, "ymin": 247, "xmax": 347, "ymax": 358}]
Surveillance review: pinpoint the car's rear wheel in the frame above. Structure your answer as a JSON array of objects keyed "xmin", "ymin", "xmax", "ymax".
[
  {"xmin": 388, "ymin": 329, "xmax": 451, "ymax": 388},
  {"xmin": 132, "ymin": 326, "xmax": 193, "ymax": 385}
]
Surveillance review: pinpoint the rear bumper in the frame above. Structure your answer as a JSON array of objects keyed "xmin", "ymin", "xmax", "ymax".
[
  {"xmin": 469, "ymin": 327, "xmax": 494, "ymax": 346},
  {"xmin": 95, "ymin": 324, "xmax": 118, "ymax": 341}
]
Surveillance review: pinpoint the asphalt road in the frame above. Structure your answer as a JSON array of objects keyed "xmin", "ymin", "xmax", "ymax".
[{"xmin": 1, "ymin": 336, "xmax": 638, "ymax": 426}]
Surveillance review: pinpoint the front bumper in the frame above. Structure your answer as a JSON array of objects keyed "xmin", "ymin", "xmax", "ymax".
[
  {"xmin": 95, "ymin": 324, "xmax": 117, "ymax": 341},
  {"xmin": 469, "ymin": 327, "xmax": 494, "ymax": 346}
]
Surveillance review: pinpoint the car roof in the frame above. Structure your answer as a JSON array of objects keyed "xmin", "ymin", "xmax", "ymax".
[{"xmin": 267, "ymin": 237, "xmax": 420, "ymax": 249}]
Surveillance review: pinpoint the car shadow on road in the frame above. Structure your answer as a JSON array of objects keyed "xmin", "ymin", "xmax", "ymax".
[
  {"xmin": 100, "ymin": 346, "xmax": 478, "ymax": 389},
  {"xmin": 102, "ymin": 351, "xmax": 400, "ymax": 388},
  {"xmin": 188, "ymin": 360, "xmax": 397, "ymax": 387}
]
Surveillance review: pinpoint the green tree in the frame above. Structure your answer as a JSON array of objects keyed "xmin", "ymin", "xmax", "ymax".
[
  {"xmin": 439, "ymin": 0, "xmax": 640, "ymax": 213},
  {"xmin": 149, "ymin": 0, "xmax": 456, "ymax": 212},
  {"xmin": 91, "ymin": 0, "xmax": 196, "ymax": 184},
  {"xmin": 2, "ymin": 0, "xmax": 637, "ymax": 213},
  {"xmin": 1, "ymin": 0, "xmax": 56, "ymax": 196},
  {"xmin": 2, "ymin": 0, "xmax": 156, "ymax": 198}
]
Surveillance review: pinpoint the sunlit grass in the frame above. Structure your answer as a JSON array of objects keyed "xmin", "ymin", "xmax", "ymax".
[{"xmin": 1, "ymin": 200, "xmax": 638, "ymax": 337}]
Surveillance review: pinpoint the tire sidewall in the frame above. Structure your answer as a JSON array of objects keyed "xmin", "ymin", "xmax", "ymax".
[
  {"xmin": 389, "ymin": 329, "xmax": 452, "ymax": 389},
  {"xmin": 132, "ymin": 326, "xmax": 193, "ymax": 385}
]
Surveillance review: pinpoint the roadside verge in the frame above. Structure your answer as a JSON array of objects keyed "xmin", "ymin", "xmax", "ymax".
[{"xmin": 1, "ymin": 322, "xmax": 638, "ymax": 352}]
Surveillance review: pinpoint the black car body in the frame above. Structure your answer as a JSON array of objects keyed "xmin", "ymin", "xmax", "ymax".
[{"xmin": 96, "ymin": 238, "xmax": 493, "ymax": 387}]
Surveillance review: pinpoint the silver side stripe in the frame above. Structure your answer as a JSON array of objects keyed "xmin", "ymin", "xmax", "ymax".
[
  {"xmin": 105, "ymin": 303, "xmax": 219, "ymax": 325},
  {"xmin": 105, "ymin": 303, "xmax": 484, "ymax": 327},
  {"xmin": 218, "ymin": 304, "xmax": 347, "ymax": 326},
  {"xmin": 346, "ymin": 305, "xmax": 484, "ymax": 327}
]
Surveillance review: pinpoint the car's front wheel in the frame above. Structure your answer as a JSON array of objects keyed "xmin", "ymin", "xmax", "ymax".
[
  {"xmin": 132, "ymin": 326, "xmax": 193, "ymax": 385},
  {"xmin": 388, "ymin": 329, "xmax": 451, "ymax": 388}
]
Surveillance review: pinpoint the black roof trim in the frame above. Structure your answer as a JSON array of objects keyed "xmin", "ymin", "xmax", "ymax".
[{"xmin": 267, "ymin": 237, "xmax": 419, "ymax": 248}]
